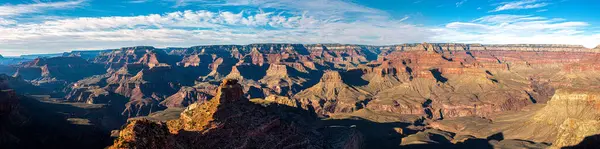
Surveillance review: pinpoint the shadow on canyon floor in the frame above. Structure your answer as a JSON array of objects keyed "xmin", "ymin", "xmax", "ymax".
[
  {"xmin": 321, "ymin": 118, "xmax": 410, "ymax": 148},
  {"xmin": 1, "ymin": 95, "xmax": 117, "ymax": 149},
  {"xmin": 400, "ymin": 133, "xmax": 503, "ymax": 149}
]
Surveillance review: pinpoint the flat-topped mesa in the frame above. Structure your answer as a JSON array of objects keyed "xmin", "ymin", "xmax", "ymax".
[
  {"xmin": 320, "ymin": 70, "xmax": 343, "ymax": 83},
  {"xmin": 15, "ymin": 57, "xmax": 105, "ymax": 82},
  {"xmin": 265, "ymin": 64, "xmax": 289, "ymax": 78},
  {"xmin": 294, "ymin": 70, "xmax": 370, "ymax": 115},
  {"xmin": 24, "ymin": 56, "xmax": 89, "ymax": 67}
]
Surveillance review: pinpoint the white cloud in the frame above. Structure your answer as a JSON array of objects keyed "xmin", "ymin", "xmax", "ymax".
[
  {"xmin": 172, "ymin": 0, "xmax": 387, "ymax": 20},
  {"xmin": 472, "ymin": 14, "xmax": 545, "ymax": 24},
  {"xmin": 0, "ymin": 9, "xmax": 431, "ymax": 56},
  {"xmin": 456, "ymin": 0, "xmax": 467, "ymax": 7},
  {"xmin": 128, "ymin": 0, "xmax": 150, "ymax": 3},
  {"xmin": 0, "ymin": 0, "xmax": 599, "ymax": 56},
  {"xmin": 0, "ymin": 18, "xmax": 16, "ymax": 25},
  {"xmin": 0, "ymin": 0, "xmax": 85, "ymax": 17},
  {"xmin": 219, "ymin": 11, "xmax": 243, "ymax": 24},
  {"xmin": 490, "ymin": 0, "xmax": 549, "ymax": 12},
  {"xmin": 433, "ymin": 14, "xmax": 600, "ymax": 48}
]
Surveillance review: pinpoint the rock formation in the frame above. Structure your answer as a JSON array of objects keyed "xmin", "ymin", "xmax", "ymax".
[
  {"xmin": 423, "ymin": 88, "xmax": 600, "ymax": 148},
  {"xmin": 111, "ymin": 79, "xmax": 364, "ymax": 149},
  {"xmin": 532, "ymin": 89, "xmax": 600, "ymax": 148},
  {"xmin": 160, "ymin": 86, "xmax": 213, "ymax": 108},
  {"xmin": 5, "ymin": 43, "xmax": 600, "ymax": 148},
  {"xmin": 294, "ymin": 71, "xmax": 371, "ymax": 115}
]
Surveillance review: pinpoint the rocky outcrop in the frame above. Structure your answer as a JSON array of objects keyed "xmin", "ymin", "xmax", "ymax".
[
  {"xmin": 425, "ymin": 88, "xmax": 600, "ymax": 148},
  {"xmin": 8, "ymin": 43, "xmax": 600, "ymax": 148},
  {"xmin": 294, "ymin": 71, "xmax": 371, "ymax": 115},
  {"xmin": 526, "ymin": 88, "xmax": 600, "ymax": 147},
  {"xmin": 137, "ymin": 50, "xmax": 179, "ymax": 68},
  {"xmin": 65, "ymin": 87, "xmax": 115, "ymax": 104},
  {"xmin": 264, "ymin": 95, "xmax": 298, "ymax": 108},
  {"xmin": 111, "ymin": 79, "xmax": 332, "ymax": 149},
  {"xmin": 160, "ymin": 86, "xmax": 213, "ymax": 108},
  {"xmin": 177, "ymin": 54, "xmax": 201, "ymax": 67},
  {"xmin": 259, "ymin": 64, "xmax": 301, "ymax": 96},
  {"xmin": 110, "ymin": 120, "xmax": 180, "ymax": 149},
  {"xmin": 552, "ymin": 118, "xmax": 600, "ymax": 148}
]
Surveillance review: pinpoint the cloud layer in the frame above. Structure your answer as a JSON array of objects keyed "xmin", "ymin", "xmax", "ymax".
[
  {"xmin": 0, "ymin": 0, "xmax": 598, "ymax": 56},
  {"xmin": 0, "ymin": 0, "xmax": 85, "ymax": 17},
  {"xmin": 490, "ymin": 0, "xmax": 549, "ymax": 12},
  {"xmin": 434, "ymin": 14, "xmax": 599, "ymax": 48}
]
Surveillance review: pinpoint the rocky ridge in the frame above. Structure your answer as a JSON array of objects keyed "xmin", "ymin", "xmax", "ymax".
[
  {"xmin": 3, "ymin": 43, "xmax": 600, "ymax": 148},
  {"xmin": 111, "ymin": 79, "xmax": 362, "ymax": 149}
]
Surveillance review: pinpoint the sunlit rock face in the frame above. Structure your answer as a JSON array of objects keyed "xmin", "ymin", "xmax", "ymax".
[
  {"xmin": 11, "ymin": 43, "xmax": 600, "ymax": 120},
  {"xmin": 294, "ymin": 70, "xmax": 371, "ymax": 115},
  {"xmin": 5, "ymin": 43, "xmax": 600, "ymax": 148},
  {"xmin": 529, "ymin": 89, "xmax": 600, "ymax": 148},
  {"xmin": 110, "ymin": 79, "xmax": 363, "ymax": 149}
]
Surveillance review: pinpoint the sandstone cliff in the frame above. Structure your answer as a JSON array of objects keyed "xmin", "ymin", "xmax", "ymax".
[
  {"xmin": 530, "ymin": 89, "xmax": 600, "ymax": 148},
  {"xmin": 294, "ymin": 71, "xmax": 371, "ymax": 115},
  {"xmin": 6, "ymin": 43, "xmax": 600, "ymax": 148},
  {"xmin": 111, "ymin": 79, "xmax": 363, "ymax": 149},
  {"xmin": 424, "ymin": 88, "xmax": 600, "ymax": 148}
]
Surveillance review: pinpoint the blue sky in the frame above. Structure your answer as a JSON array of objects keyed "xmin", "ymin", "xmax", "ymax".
[{"xmin": 0, "ymin": 0, "xmax": 599, "ymax": 56}]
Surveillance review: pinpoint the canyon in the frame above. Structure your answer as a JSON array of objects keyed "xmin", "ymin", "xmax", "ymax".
[{"xmin": 1, "ymin": 43, "xmax": 600, "ymax": 148}]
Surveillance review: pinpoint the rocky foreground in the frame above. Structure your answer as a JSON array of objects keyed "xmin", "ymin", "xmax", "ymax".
[
  {"xmin": 1, "ymin": 43, "xmax": 600, "ymax": 148},
  {"xmin": 110, "ymin": 79, "xmax": 358, "ymax": 149}
]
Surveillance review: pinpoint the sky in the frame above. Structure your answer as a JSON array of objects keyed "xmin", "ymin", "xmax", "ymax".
[{"xmin": 0, "ymin": 0, "xmax": 599, "ymax": 56}]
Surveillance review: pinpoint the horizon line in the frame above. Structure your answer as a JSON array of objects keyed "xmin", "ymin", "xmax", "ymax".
[{"xmin": 2, "ymin": 42, "xmax": 598, "ymax": 57}]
